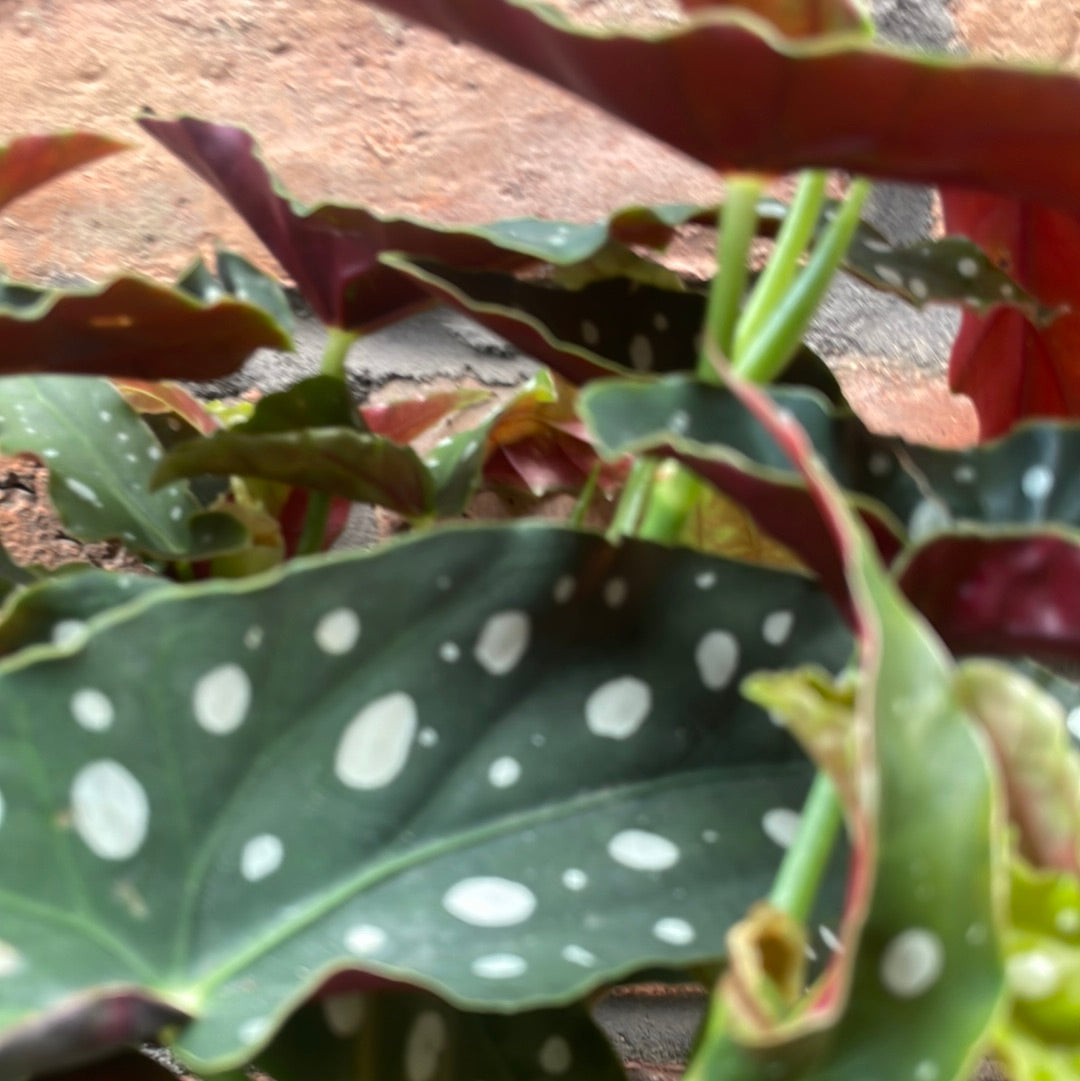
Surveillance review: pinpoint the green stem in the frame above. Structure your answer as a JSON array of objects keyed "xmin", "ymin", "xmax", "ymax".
[
  {"xmin": 607, "ymin": 457, "xmax": 658, "ymax": 541},
  {"xmin": 733, "ymin": 171, "xmax": 827, "ymax": 361},
  {"xmin": 733, "ymin": 179, "xmax": 871, "ymax": 384},
  {"xmin": 296, "ymin": 491, "xmax": 332, "ymax": 557},
  {"xmin": 296, "ymin": 327, "xmax": 360, "ymax": 556},
  {"xmin": 321, "ymin": 326, "xmax": 359, "ymax": 379},
  {"xmin": 569, "ymin": 462, "xmax": 602, "ymax": 528},
  {"xmin": 768, "ymin": 771, "xmax": 843, "ymax": 922},
  {"xmin": 636, "ymin": 460, "xmax": 703, "ymax": 544},
  {"xmin": 698, "ymin": 176, "xmax": 765, "ymax": 382}
]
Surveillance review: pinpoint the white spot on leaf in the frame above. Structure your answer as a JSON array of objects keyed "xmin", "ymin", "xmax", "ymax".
[
  {"xmin": 344, "ymin": 923, "xmax": 387, "ymax": 956},
  {"xmin": 474, "ymin": 610, "xmax": 530, "ymax": 675},
  {"xmin": 820, "ymin": 925, "xmax": 843, "ymax": 953},
  {"xmin": 608, "ymin": 829, "xmax": 680, "ymax": 872},
  {"xmin": 1021, "ymin": 463, "xmax": 1054, "ymax": 502},
  {"xmin": 880, "ymin": 928, "xmax": 945, "ymax": 998},
  {"xmin": 695, "ymin": 630, "xmax": 739, "ymax": 690},
  {"xmin": 193, "ymin": 663, "xmax": 251, "ymax": 735},
  {"xmin": 52, "ymin": 620, "xmax": 88, "ymax": 647},
  {"xmin": 553, "ymin": 575, "xmax": 576, "ymax": 604},
  {"xmin": 874, "ymin": 264, "xmax": 905, "ymax": 289},
  {"xmin": 909, "ymin": 277, "xmax": 929, "ymax": 300},
  {"xmin": 914, "ymin": 1061, "xmax": 939, "ymax": 1081},
  {"xmin": 406, "ymin": 1011, "xmax": 446, "ymax": 1081},
  {"xmin": 439, "ymin": 641, "xmax": 460, "ymax": 663},
  {"xmin": 241, "ymin": 834, "xmax": 284, "ymax": 882},
  {"xmin": 322, "ymin": 993, "xmax": 365, "ymax": 1037},
  {"xmin": 653, "ymin": 917, "xmax": 695, "ymax": 946},
  {"xmin": 539, "ymin": 1035, "xmax": 572, "ymax": 1075},
  {"xmin": 238, "ymin": 1018, "xmax": 270, "ymax": 1046},
  {"xmin": 471, "ymin": 953, "xmax": 527, "ymax": 979},
  {"xmin": 335, "ymin": 692, "xmax": 417, "ymax": 789},
  {"xmin": 762, "ymin": 610, "xmax": 794, "ymax": 645},
  {"xmin": 562, "ymin": 944, "xmax": 597, "ymax": 967},
  {"xmin": 562, "ymin": 868, "xmax": 588, "ymax": 891},
  {"xmin": 695, "ymin": 571, "xmax": 717, "ymax": 590},
  {"xmin": 603, "ymin": 577, "xmax": 628, "ymax": 608},
  {"xmin": 64, "ymin": 478, "xmax": 103, "ymax": 508},
  {"xmin": 442, "ymin": 876, "xmax": 537, "ymax": 927},
  {"xmin": 0, "ymin": 941, "xmax": 24, "ymax": 978},
  {"xmin": 315, "ymin": 608, "xmax": 361, "ymax": 655},
  {"xmin": 581, "ymin": 320, "xmax": 600, "ymax": 346},
  {"xmin": 1007, "ymin": 950, "xmax": 1061, "ymax": 1000},
  {"xmin": 585, "ymin": 676, "xmax": 651, "ymax": 739},
  {"xmin": 762, "ymin": 808, "xmax": 801, "ymax": 849},
  {"xmin": 488, "ymin": 756, "xmax": 521, "ymax": 788},
  {"xmin": 957, "ymin": 256, "xmax": 979, "ymax": 279},
  {"xmin": 71, "ymin": 760, "xmax": 149, "ymax": 860},
  {"xmin": 629, "ymin": 333, "xmax": 654, "ymax": 371},
  {"xmin": 71, "ymin": 689, "xmax": 114, "ymax": 732}
]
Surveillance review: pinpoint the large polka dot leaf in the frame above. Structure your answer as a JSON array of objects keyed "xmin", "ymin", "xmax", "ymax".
[
  {"xmin": 686, "ymin": 366, "xmax": 1005, "ymax": 1080},
  {"xmin": 0, "ymin": 569, "xmax": 169, "ymax": 659},
  {"xmin": 382, "ymin": 255, "xmax": 712, "ymax": 385},
  {"xmin": 226, "ymin": 989, "xmax": 623, "ymax": 1081},
  {"xmin": 0, "ymin": 376, "xmax": 248, "ymax": 561},
  {"xmin": 0, "ymin": 523, "xmax": 854, "ymax": 1075},
  {"xmin": 0, "ymin": 132, "xmax": 128, "ymax": 214},
  {"xmin": 152, "ymin": 376, "xmax": 434, "ymax": 519}
]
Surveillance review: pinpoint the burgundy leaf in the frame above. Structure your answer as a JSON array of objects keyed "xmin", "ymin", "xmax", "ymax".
[
  {"xmin": 367, "ymin": 0, "xmax": 1080, "ymax": 216},
  {"xmin": 899, "ymin": 531, "xmax": 1080, "ymax": 667},
  {"xmin": 0, "ymin": 132, "xmax": 128, "ymax": 213},
  {"xmin": 943, "ymin": 189, "xmax": 1080, "ymax": 437},
  {"xmin": 0, "ymin": 277, "xmax": 289, "ymax": 380},
  {"xmin": 679, "ymin": 0, "xmax": 869, "ymax": 38}
]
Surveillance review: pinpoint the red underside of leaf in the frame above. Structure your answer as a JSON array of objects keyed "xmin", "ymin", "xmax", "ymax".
[
  {"xmin": 943, "ymin": 189, "xmax": 1080, "ymax": 438},
  {"xmin": 900, "ymin": 532, "xmax": 1080, "ymax": 666},
  {"xmin": 0, "ymin": 132, "xmax": 128, "ymax": 213},
  {"xmin": 370, "ymin": 0, "xmax": 1080, "ymax": 216}
]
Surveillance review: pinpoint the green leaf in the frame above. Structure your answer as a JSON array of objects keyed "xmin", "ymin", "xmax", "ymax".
[
  {"xmin": 0, "ymin": 376, "xmax": 248, "ymax": 560},
  {"xmin": 153, "ymin": 377, "xmax": 434, "ymax": 518},
  {"xmin": 178, "ymin": 249, "xmax": 293, "ymax": 339},
  {"xmin": 0, "ymin": 569, "xmax": 167, "ymax": 658},
  {"xmin": 0, "ymin": 132, "xmax": 127, "ymax": 213},
  {"xmin": 248, "ymin": 989, "xmax": 624, "ymax": 1081},
  {"xmin": 0, "ymin": 276, "xmax": 290, "ymax": 382},
  {"xmin": 0, "ymin": 523, "xmax": 851, "ymax": 1074},
  {"xmin": 992, "ymin": 860, "xmax": 1080, "ymax": 1080},
  {"xmin": 689, "ymin": 367, "xmax": 1004, "ymax": 1080},
  {"xmin": 843, "ymin": 227, "xmax": 1057, "ymax": 324}
]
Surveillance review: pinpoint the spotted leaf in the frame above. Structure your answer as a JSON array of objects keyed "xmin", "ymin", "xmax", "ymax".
[
  {"xmin": 580, "ymin": 375, "xmax": 912, "ymax": 607},
  {"xmin": 0, "ymin": 275, "xmax": 290, "ymax": 381},
  {"xmin": 0, "ymin": 132, "xmax": 127, "ymax": 213},
  {"xmin": 368, "ymin": 0, "xmax": 1080, "ymax": 218},
  {"xmin": 0, "ymin": 523, "xmax": 852, "ymax": 1074},
  {"xmin": 843, "ymin": 227, "xmax": 1056, "ymax": 325},
  {"xmin": 244, "ymin": 990, "xmax": 622, "ymax": 1081},
  {"xmin": 152, "ymin": 377, "xmax": 433, "ymax": 518},
  {"xmin": 176, "ymin": 248, "xmax": 293, "ymax": 339},
  {"xmin": 0, "ymin": 569, "xmax": 167, "ymax": 659},
  {"xmin": 140, "ymin": 117, "xmax": 711, "ymax": 331},
  {"xmin": 694, "ymin": 362, "xmax": 1004, "ymax": 1080},
  {"xmin": 0, "ymin": 377, "xmax": 247, "ymax": 560}
]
